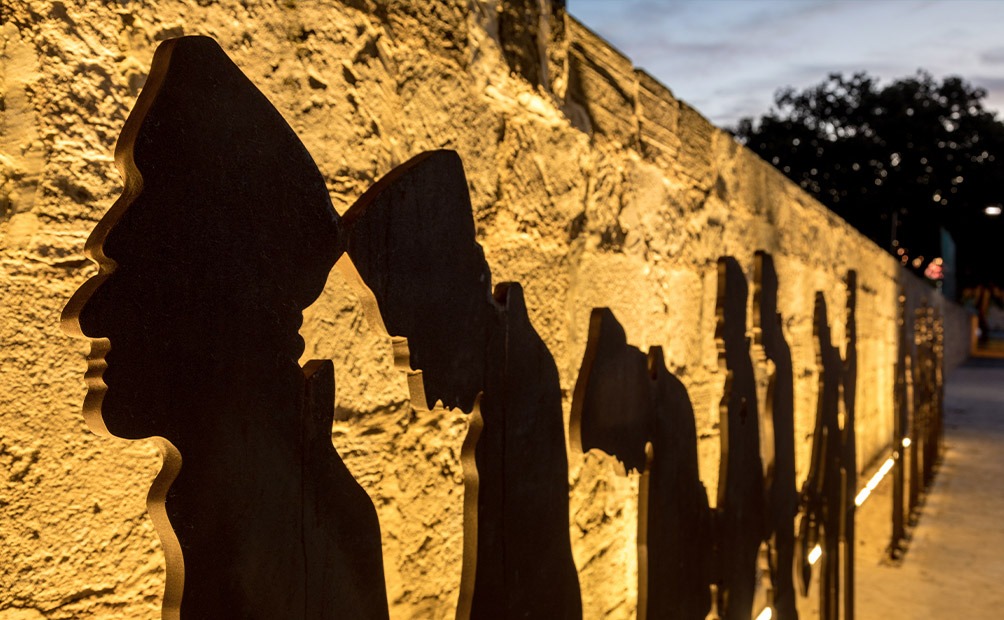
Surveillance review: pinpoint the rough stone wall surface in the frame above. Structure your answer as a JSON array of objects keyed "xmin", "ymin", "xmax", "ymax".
[{"xmin": 0, "ymin": 1, "xmax": 968, "ymax": 618}]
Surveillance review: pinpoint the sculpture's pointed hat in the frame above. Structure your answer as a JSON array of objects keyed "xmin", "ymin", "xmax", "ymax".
[{"xmin": 65, "ymin": 35, "xmax": 340, "ymax": 342}]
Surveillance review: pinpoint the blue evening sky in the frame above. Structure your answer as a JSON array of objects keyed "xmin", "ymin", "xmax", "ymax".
[{"xmin": 570, "ymin": 0, "xmax": 1004, "ymax": 128}]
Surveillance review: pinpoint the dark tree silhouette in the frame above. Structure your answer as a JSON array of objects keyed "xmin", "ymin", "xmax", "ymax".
[{"xmin": 733, "ymin": 71, "xmax": 1004, "ymax": 289}]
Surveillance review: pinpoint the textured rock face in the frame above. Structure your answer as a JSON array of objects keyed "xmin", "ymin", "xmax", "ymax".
[{"xmin": 1, "ymin": 1, "xmax": 965, "ymax": 618}]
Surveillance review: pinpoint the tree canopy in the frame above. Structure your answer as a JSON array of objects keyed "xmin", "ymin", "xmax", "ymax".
[{"xmin": 733, "ymin": 71, "xmax": 1004, "ymax": 290}]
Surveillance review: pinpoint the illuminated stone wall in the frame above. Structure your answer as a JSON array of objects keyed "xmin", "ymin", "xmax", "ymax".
[{"xmin": 1, "ymin": 1, "xmax": 967, "ymax": 617}]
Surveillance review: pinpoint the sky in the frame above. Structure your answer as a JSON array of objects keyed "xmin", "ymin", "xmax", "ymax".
[{"xmin": 570, "ymin": 0, "xmax": 1004, "ymax": 128}]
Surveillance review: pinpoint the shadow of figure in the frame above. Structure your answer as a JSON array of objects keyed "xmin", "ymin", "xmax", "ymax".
[
  {"xmin": 570, "ymin": 308, "xmax": 713, "ymax": 620},
  {"xmin": 340, "ymin": 150, "xmax": 582, "ymax": 619},
  {"xmin": 752, "ymin": 252, "xmax": 798, "ymax": 619},
  {"xmin": 796, "ymin": 292, "xmax": 845, "ymax": 620},
  {"xmin": 61, "ymin": 36, "xmax": 388, "ymax": 619},
  {"xmin": 713, "ymin": 257, "xmax": 766, "ymax": 620}
]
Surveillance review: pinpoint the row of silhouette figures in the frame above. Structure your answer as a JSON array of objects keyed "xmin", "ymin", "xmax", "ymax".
[
  {"xmin": 890, "ymin": 295, "xmax": 945, "ymax": 560},
  {"xmin": 572, "ymin": 260, "xmax": 858, "ymax": 620},
  {"xmin": 64, "ymin": 36, "xmax": 866, "ymax": 620}
]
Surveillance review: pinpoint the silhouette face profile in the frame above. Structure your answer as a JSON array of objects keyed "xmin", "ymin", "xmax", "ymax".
[
  {"xmin": 343, "ymin": 150, "xmax": 495, "ymax": 413},
  {"xmin": 572, "ymin": 307, "xmax": 652, "ymax": 473},
  {"xmin": 62, "ymin": 36, "xmax": 339, "ymax": 442}
]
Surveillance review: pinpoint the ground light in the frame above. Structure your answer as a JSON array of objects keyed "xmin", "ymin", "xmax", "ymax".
[
  {"xmin": 986, "ymin": 205, "xmax": 1002, "ymax": 216},
  {"xmin": 802, "ymin": 448, "xmax": 903, "ymax": 591},
  {"xmin": 808, "ymin": 545, "xmax": 822, "ymax": 565},
  {"xmin": 755, "ymin": 606, "xmax": 773, "ymax": 620},
  {"xmin": 854, "ymin": 457, "xmax": 896, "ymax": 506}
]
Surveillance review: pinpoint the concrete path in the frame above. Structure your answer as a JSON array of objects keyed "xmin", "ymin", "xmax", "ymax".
[{"xmin": 855, "ymin": 359, "xmax": 1004, "ymax": 619}]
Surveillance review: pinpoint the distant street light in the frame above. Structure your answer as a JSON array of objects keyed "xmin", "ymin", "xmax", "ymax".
[{"xmin": 986, "ymin": 205, "xmax": 1002, "ymax": 216}]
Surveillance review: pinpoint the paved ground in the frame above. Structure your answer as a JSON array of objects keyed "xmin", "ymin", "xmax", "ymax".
[{"xmin": 855, "ymin": 358, "xmax": 1004, "ymax": 619}]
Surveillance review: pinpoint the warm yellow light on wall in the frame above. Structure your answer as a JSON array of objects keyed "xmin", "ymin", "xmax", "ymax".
[{"xmin": 902, "ymin": 437, "xmax": 912, "ymax": 448}]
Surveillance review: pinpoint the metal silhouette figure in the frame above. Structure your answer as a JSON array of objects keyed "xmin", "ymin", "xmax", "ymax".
[
  {"xmin": 571, "ymin": 307, "xmax": 713, "ymax": 620},
  {"xmin": 889, "ymin": 288, "xmax": 910, "ymax": 559},
  {"xmin": 918, "ymin": 302, "xmax": 939, "ymax": 489},
  {"xmin": 795, "ymin": 275, "xmax": 857, "ymax": 620},
  {"xmin": 751, "ymin": 252, "xmax": 799, "ymax": 620},
  {"xmin": 58, "ymin": 33, "xmax": 913, "ymax": 620},
  {"xmin": 340, "ymin": 150, "xmax": 582, "ymax": 620},
  {"xmin": 62, "ymin": 36, "xmax": 388, "ymax": 619},
  {"xmin": 712, "ymin": 257, "xmax": 767, "ymax": 620},
  {"xmin": 931, "ymin": 308, "xmax": 944, "ymax": 477},
  {"xmin": 841, "ymin": 273, "xmax": 857, "ymax": 620}
]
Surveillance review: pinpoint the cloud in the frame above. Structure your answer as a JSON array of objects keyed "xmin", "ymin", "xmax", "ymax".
[
  {"xmin": 980, "ymin": 47, "xmax": 1004, "ymax": 64},
  {"xmin": 736, "ymin": 0, "xmax": 849, "ymax": 32},
  {"xmin": 712, "ymin": 96, "xmax": 769, "ymax": 127},
  {"xmin": 571, "ymin": 0, "xmax": 1004, "ymax": 125},
  {"xmin": 789, "ymin": 62, "xmax": 903, "ymax": 80},
  {"xmin": 970, "ymin": 75, "xmax": 1004, "ymax": 91},
  {"xmin": 627, "ymin": 39, "xmax": 753, "ymax": 62}
]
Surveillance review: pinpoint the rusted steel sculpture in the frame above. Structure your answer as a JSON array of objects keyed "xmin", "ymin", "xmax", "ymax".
[
  {"xmin": 933, "ymin": 310, "xmax": 945, "ymax": 469},
  {"xmin": 751, "ymin": 252, "xmax": 799, "ymax": 620},
  {"xmin": 840, "ymin": 272, "xmax": 857, "ymax": 620},
  {"xmin": 570, "ymin": 308, "xmax": 713, "ymax": 620},
  {"xmin": 62, "ymin": 33, "xmax": 944, "ymax": 620},
  {"xmin": 713, "ymin": 257, "xmax": 767, "ymax": 620},
  {"xmin": 795, "ymin": 281, "xmax": 856, "ymax": 620},
  {"xmin": 915, "ymin": 302, "xmax": 932, "ymax": 492},
  {"xmin": 340, "ymin": 150, "xmax": 582, "ymax": 620},
  {"xmin": 61, "ymin": 36, "xmax": 389, "ymax": 619},
  {"xmin": 911, "ymin": 300, "xmax": 941, "ymax": 510},
  {"xmin": 571, "ymin": 255, "xmax": 806, "ymax": 620},
  {"xmin": 894, "ymin": 298, "xmax": 946, "ymax": 552},
  {"xmin": 915, "ymin": 303, "xmax": 946, "ymax": 493},
  {"xmin": 927, "ymin": 307, "xmax": 944, "ymax": 486},
  {"xmin": 907, "ymin": 302, "xmax": 923, "ymax": 519},
  {"xmin": 889, "ymin": 289, "xmax": 910, "ymax": 558}
]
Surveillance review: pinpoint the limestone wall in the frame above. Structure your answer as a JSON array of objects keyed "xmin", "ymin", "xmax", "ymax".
[{"xmin": 1, "ymin": 1, "xmax": 967, "ymax": 617}]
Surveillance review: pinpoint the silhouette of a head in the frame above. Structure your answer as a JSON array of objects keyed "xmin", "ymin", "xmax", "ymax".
[
  {"xmin": 718, "ymin": 257, "xmax": 750, "ymax": 359},
  {"xmin": 342, "ymin": 150, "xmax": 494, "ymax": 412},
  {"xmin": 63, "ymin": 36, "xmax": 340, "ymax": 441},
  {"xmin": 572, "ymin": 307, "xmax": 651, "ymax": 473}
]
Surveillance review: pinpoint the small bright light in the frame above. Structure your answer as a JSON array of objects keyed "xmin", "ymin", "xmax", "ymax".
[
  {"xmin": 755, "ymin": 606, "xmax": 773, "ymax": 620},
  {"xmin": 902, "ymin": 437, "xmax": 912, "ymax": 448},
  {"xmin": 808, "ymin": 545, "xmax": 822, "ymax": 565},
  {"xmin": 986, "ymin": 205, "xmax": 1002, "ymax": 216},
  {"xmin": 924, "ymin": 261, "xmax": 943, "ymax": 280},
  {"xmin": 855, "ymin": 488, "xmax": 871, "ymax": 506}
]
